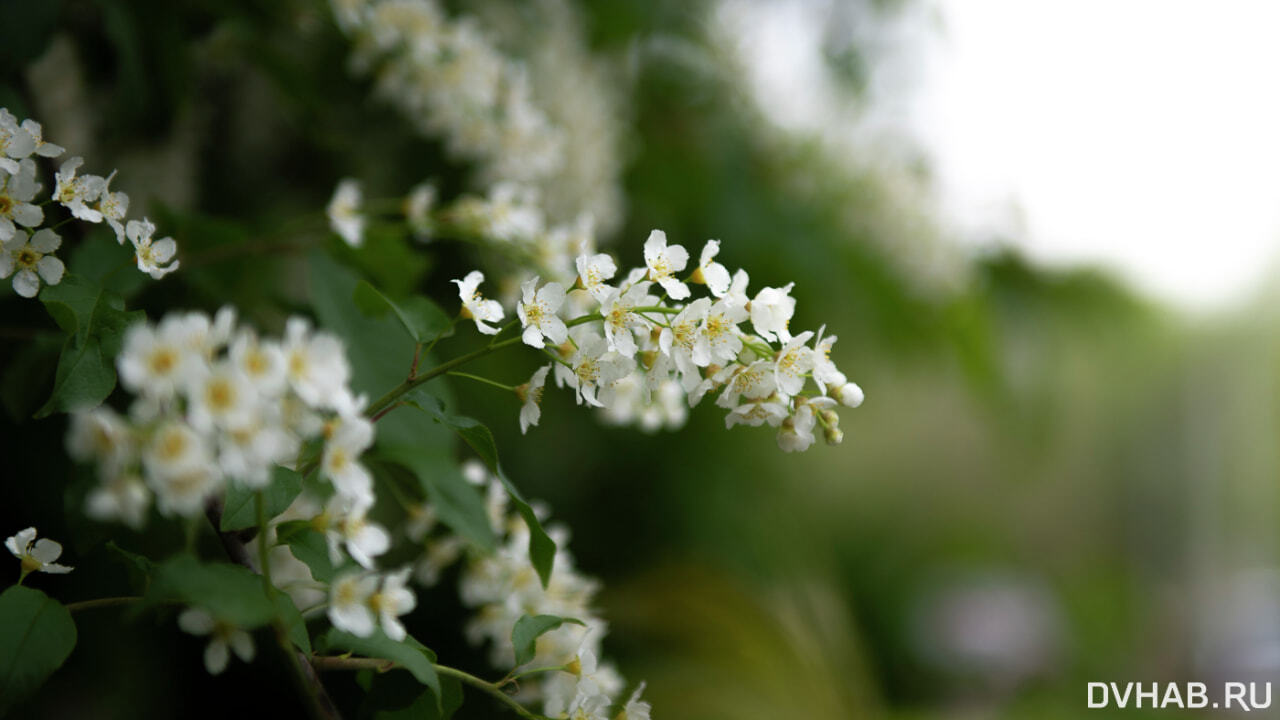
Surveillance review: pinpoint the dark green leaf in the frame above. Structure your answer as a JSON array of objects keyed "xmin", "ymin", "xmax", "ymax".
[
  {"xmin": 36, "ymin": 274, "xmax": 143, "ymax": 418},
  {"xmin": 146, "ymin": 555, "xmax": 275, "ymax": 628},
  {"xmin": 353, "ymin": 280, "xmax": 451, "ymax": 344},
  {"xmin": 511, "ymin": 614, "xmax": 585, "ymax": 667},
  {"xmin": 273, "ymin": 593, "xmax": 312, "ymax": 655},
  {"xmin": 365, "ymin": 673, "xmax": 463, "ymax": 720},
  {"xmin": 406, "ymin": 391, "xmax": 557, "ymax": 587},
  {"xmin": 320, "ymin": 628, "xmax": 440, "ymax": 707},
  {"xmin": 220, "ymin": 466, "xmax": 304, "ymax": 532},
  {"xmin": 0, "ymin": 586, "xmax": 77, "ymax": 714},
  {"xmin": 376, "ymin": 445, "xmax": 496, "ymax": 552},
  {"xmin": 277, "ymin": 521, "xmax": 341, "ymax": 584}
]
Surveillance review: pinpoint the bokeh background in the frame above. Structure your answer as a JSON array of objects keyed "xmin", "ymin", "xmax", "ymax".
[{"xmin": 3, "ymin": 1, "xmax": 1279, "ymax": 718}]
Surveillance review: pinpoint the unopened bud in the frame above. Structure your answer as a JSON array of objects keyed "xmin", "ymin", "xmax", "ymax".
[
  {"xmin": 823, "ymin": 425, "xmax": 843, "ymax": 445},
  {"xmin": 690, "ymin": 266, "xmax": 706, "ymax": 285},
  {"xmin": 834, "ymin": 382, "xmax": 864, "ymax": 408}
]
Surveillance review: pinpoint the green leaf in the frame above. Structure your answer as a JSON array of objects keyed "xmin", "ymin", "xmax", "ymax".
[
  {"xmin": 220, "ymin": 466, "xmax": 304, "ymax": 532},
  {"xmin": 273, "ymin": 593, "xmax": 312, "ymax": 655},
  {"xmin": 511, "ymin": 614, "xmax": 585, "ymax": 667},
  {"xmin": 36, "ymin": 274, "xmax": 143, "ymax": 418},
  {"xmin": 406, "ymin": 391, "xmax": 557, "ymax": 587},
  {"xmin": 276, "ymin": 521, "xmax": 341, "ymax": 584},
  {"xmin": 320, "ymin": 628, "xmax": 440, "ymax": 708},
  {"xmin": 146, "ymin": 555, "xmax": 275, "ymax": 628},
  {"xmin": 376, "ymin": 445, "xmax": 496, "ymax": 552},
  {"xmin": 353, "ymin": 280, "xmax": 451, "ymax": 344},
  {"xmin": 0, "ymin": 586, "xmax": 77, "ymax": 714},
  {"xmin": 365, "ymin": 674, "xmax": 463, "ymax": 720}
]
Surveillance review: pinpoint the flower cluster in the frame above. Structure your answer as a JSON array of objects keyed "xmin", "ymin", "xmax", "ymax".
[
  {"xmin": 332, "ymin": 0, "xmax": 564, "ymax": 187},
  {"xmin": 415, "ymin": 461, "xmax": 650, "ymax": 719},
  {"xmin": 66, "ymin": 309, "xmax": 373, "ymax": 526},
  {"xmin": 0, "ymin": 108, "xmax": 178, "ymax": 298},
  {"xmin": 456, "ymin": 230, "xmax": 864, "ymax": 450}
]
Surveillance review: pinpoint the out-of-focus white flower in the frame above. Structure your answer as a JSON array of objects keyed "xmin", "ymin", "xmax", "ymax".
[
  {"xmin": 405, "ymin": 181, "xmax": 436, "ymax": 240},
  {"xmin": 85, "ymin": 472, "xmax": 150, "ymax": 529},
  {"xmin": 329, "ymin": 571, "xmax": 379, "ymax": 637},
  {"xmin": 125, "ymin": 218, "xmax": 179, "ymax": 279},
  {"xmin": 178, "ymin": 608, "xmax": 255, "ymax": 675},
  {"xmin": 750, "ymin": 283, "xmax": 796, "ymax": 343},
  {"xmin": 517, "ymin": 278, "xmax": 568, "ymax": 348},
  {"xmin": 0, "ymin": 160, "xmax": 42, "ymax": 243},
  {"xmin": 185, "ymin": 361, "xmax": 256, "ymax": 432},
  {"xmin": 320, "ymin": 495, "xmax": 389, "ymax": 569},
  {"xmin": 6, "ymin": 527, "xmax": 73, "ymax": 577},
  {"xmin": 283, "ymin": 318, "xmax": 353, "ymax": 412},
  {"xmin": 618, "ymin": 683, "xmax": 652, "ymax": 720},
  {"xmin": 118, "ymin": 318, "xmax": 199, "ymax": 400},
  {"xmin": 453, "ymin": 270, "xmax": 505, "ymax": 335},
  {"xmin": 0, "ymin": 228, "xmax": 63, "ymax": 298},
  {"xmin": 327, "ymin": 178, "xmax": 365, "ymax": 247},
  {"xmin": 642, "ymin": 230, "xmax": 690, "ymax": 300},
  {"xmin": 322, "ymin": 413, "xmax": 375, "ymax": 503},
  {"xmin": 371, "ymin": 567, "xmax": 416, "ymax": 641},
  {"xmin": 518, "ymin": 365, "xmax": 550, "ymax": 434},
  {"xmin": 229, "ymin": 331, "xmax": 288, "ymax": 396}
]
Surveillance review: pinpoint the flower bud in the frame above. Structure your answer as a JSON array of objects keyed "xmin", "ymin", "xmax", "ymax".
[{"xmin": 834, "ymin": 381, "xmax": 863, "ymax": 408}]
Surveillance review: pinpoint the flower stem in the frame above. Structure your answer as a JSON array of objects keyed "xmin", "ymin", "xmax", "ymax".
[
  {"xmin": 65, "ymin": 596, "xmax": 142, "ymax": 613},
  {"xmin": 447, "ymin": 371, "xmax": 515, "ymax": 392},
  {"xmin": 365, "ymin": 337, "xmax": 523, "ymax": 419},
  {"xmin": 310, "ymin": 656, "xmax": 549, "ymax": 720}
]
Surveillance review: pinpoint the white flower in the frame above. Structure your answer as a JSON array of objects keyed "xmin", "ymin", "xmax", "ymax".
[
  {"xmin": 126, "ymin": 218, "xmax": 179, "ymax": 279},
  {"xmin": 725, "ymin": 397, "xmax": 788, "ymax": 429},
  {"xmin": 574, "ymin": 252, "xmax": 616, "ymax": 301},
  {"xmin": 54, "ymin": 156, "xmax": 107, "ymax": 223},
  {"xmin": 143, "ymin": 423, "xmax": 222, "ymax": 516},
  {"xmin": 6, "ymin": 527, "xmax": 73, "ymax": 577},
  {"xmin": 370, "ymin": 567, "xmax": 416, "ymax": 641},
  {"xmin": 774, "ymin": 330, "xmax": 814, "ymax": 397},
  {"xmin": 185, "ymin": 360, "xmax": 256, "ymax": 432},
  {"xmin": 85, "ymin": 472, "xmax": 151, "ymax": 529},
  {"xmin": 716, "ymin": 360, "xmax": 776, "ymax": 409},
  {"xmin": 0, "ymin": 229, "xmax": 63, "ymax": 298},
  {"xmin": 777, "ymin": 398, "xmax": 832, "ymax": 453},
  {"xmin": 600, "ymin": 281, "xmax": 656, "ymax": 358},
  {"xmin": 517, "ymin": 277, "xmax": 568, "ymax": 348},
  {"xmin": 219, "ymin": 416, "xmax": 297, "ymax": 489},
  {"xmin": 229, "ymin": 331, "xmax": 288, "ymax": 396},
  {"xmin": 96, "ymin": 172, "xmax": 130, "ymax": 243},
  {"xmin": 20, "ymin": 118, "xmax": 64, "ymax": 159},
  {"xmin": 812, "ymin": 324, "xmax": 845, "ymax": 393},
  {"xmin": 659, "ymin": 297, "xmax": 710, "ymax": 381},
  {"xmin": 833, "ymin": 381, "xmax": 864, "ymax": 408},
  {"xmin": 569, "ymin": 335, "xmax": 631, "ymax": 407},
  {"xmin": 619, "ymin": 683, "xmax": 652, "ymax": 720},
  {"xmin": 178, "ymin": 608, "xmax": 255, "ymax": 675},
  {"xmin": 321, "ymin": 496, "xmax": 389, "ymax": 569},
  {"xmin": 329, "ymin": 571, "xmax": 379, "ymax": 637},
  {"xmin": 750, "ymin": 282, "xmax": 796, "ymax": 343},
  {"xmin": 322, "ymin": 414, "xmax": 375, "ymax": 503},
  {"xmin": 327, "ymin": 178, "xmax": 365, "ymax": 247},
  {"xmin": 118, "ymin": 319, "xmax": 200, "ymax": 400},
  {"xmin": 67, "ymin": 406, "xmax": 135, "ymax": 474},
  {"xmin": 405, "ymin": 182, "xmax": 436, "ymax": 240},
  {"xmin": 692, "ymin": 239, "xmax": 731, "ymax": 297},
  {"xmin": 0, "ymin": 111, "xmax": 34, "ymax": 173},
  {"xmin": 518, "ymin": 365, "xmax": 550, "ymax": 434},
  {"xmin": 452, "ymin": 270, "xmax": 505, "ymax": 335},
  {"xmin": 283, "ymin": 317, "xmax": 354, "ymax": 412},
  {"xmin": 0, "ymin": 160, "xmax": 42, "ymax": 243},
  {"xmin": 703, "ymin": 298, "xmax": 748, "ymax": 365},
  {"xmin": 642, "ymin": 229, "xmax": 690, "ymax": 299}
]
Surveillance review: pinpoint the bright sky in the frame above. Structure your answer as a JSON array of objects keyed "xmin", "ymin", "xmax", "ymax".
[{"xmin": 725, "ymin": 0, "xmax": 1280, "ymax": 310}]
